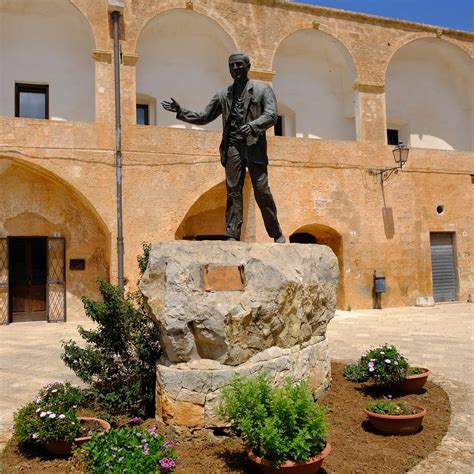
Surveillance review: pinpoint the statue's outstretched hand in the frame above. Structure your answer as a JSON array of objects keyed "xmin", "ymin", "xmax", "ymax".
[{"xmin": 161, "ymin": 98, "xmax": 181, "ymax": 114}]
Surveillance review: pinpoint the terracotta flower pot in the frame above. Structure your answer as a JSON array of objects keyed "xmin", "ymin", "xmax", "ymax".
[
  {"xmin": 248, "ymin": 442, "xmax": 331, "ymax": 474},
  {"xmin": 364, "ymin": 405, "xmax": 426, "ymax": 435},
  {"xmin": 45, "ymin": 416, "xmax": 111, "ymax": 456},
  {"xmin": 393, "ymin": 368, "xmax": 431, "ymax": 394}
]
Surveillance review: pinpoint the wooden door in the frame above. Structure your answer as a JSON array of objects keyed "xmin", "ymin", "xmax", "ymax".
[{"xmin": 9, "ymin": 238, "xmax": 47, "ymax": 322}]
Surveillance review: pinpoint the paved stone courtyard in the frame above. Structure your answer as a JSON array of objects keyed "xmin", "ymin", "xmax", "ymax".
[{"xmin": 1, "ymin": 303, "xmax": 473, "ymax": 472}]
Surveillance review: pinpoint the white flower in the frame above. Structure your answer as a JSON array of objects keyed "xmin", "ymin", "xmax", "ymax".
[
  {"xmin": 49, "ymin": 413, "xmax": 56, "ymax": 419},
  {"xmin": 59, "ymin": 414, "xmax": 66, "ymax": 419},
  {"xmin": 51, "ymin": 389, "xmax": 58, "ymax": 393},
  {"xmin": 39, "ymin": 412, "xmax": 47, "ymax": 418},
  {"xmin": 384, "ymin": 359, "xmax": 391, "ymax": 364}
]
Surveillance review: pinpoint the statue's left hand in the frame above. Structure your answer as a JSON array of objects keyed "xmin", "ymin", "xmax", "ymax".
[{"xmin": 237, "ymin": 124, "xmax": 253, "ymax": 137}]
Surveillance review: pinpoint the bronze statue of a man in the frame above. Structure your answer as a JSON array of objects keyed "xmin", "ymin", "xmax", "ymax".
[{"xmin": 162, "ymin": 52, "xmax": 285, "ymax": 243}]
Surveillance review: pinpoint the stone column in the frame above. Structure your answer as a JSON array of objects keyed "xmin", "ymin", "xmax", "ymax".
[{"xmin": 353, "ymin": 82, "xmax": 387, "ymax": 144}]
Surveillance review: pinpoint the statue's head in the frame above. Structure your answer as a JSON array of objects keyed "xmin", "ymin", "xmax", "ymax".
[{"xmin": 229, "ymin": 52, "xmax": 251, "ymax": 82}]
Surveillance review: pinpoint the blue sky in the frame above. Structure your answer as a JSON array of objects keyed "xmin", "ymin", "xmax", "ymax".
[{"xmin": 294, "ymin": 0, "xmax": 474, "ymax": 32}]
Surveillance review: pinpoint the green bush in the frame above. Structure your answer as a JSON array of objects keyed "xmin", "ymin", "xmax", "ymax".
[
  {"xmin": 217, "ymin": 374, "xmax": 327, "ymax": 467},
  {"xmin": 61, "ymin": 242, "xmax": 161, "ymax": 416},
  {"xmin": 14, "ymin": 381, "xmax": 85, "ymax": 444},
  {"xmin": 72, "ymin": 426, "xmax": 178, "ymax": 473},
  {"xmin": 343, "ymin": 344, "xmax": 409, "ymax": 386}
]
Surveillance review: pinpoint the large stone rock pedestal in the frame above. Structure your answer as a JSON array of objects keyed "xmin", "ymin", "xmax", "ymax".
[{"xmin": 140, "ymin": 241, "xmax": 338, "ymax": 431}]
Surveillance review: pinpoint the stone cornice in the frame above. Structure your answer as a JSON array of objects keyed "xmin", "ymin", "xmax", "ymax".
[
  {"xmin": 248, "ymin": 69, "xmax": 275, "ymax": 82},
  {"xmin": 244, "ymin": 0, "xmax": 474, "ymax": 40},
  {"xmin": 92, "ymin": 49, "xmax": 112, "ymax": 63},
  {"xmin": 352, "ymin": 82, "xmax": 385, "ymax": 94},
  {"xmin": 122, "ymin": 53, "xmax": 139, "ymax": 66}
]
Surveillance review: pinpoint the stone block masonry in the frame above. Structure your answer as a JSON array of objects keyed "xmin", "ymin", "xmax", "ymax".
[{"xmin": 140, "ymin": 241, "xmax": 338, "ymax": 429}]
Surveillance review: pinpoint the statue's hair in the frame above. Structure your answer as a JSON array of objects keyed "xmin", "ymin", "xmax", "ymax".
[{"xmin": 228, "ymin": 52, "xmax": 250, "ymax": 64}]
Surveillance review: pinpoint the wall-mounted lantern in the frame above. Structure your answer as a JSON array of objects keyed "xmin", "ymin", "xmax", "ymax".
[{"xmin": 369, "ymin": 142, "xmax": 410, "ymax": 183}]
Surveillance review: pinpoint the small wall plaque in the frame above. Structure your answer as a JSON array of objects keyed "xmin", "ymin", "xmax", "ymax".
[
  {"xmin": 70, "ymin": 259, "xmax": 86, "ymax": 271},
  {"xmin": 202, "ymin": 264, "xmax": 245, "ymax": 291}
]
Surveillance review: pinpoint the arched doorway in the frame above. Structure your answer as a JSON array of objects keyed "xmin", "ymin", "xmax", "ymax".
[
  {"xmin": 290, "ymin": 224, "xmax": 345, "ymax": 309},
  {"xmin": 0, "ymin": 159, "xmax": 110, "ymax": 323},
  {"xmin": 175, "ymin": 178, "xmax": 253, "ymax": 241}
]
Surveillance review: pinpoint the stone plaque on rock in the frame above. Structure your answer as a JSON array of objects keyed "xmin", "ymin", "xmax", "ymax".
[{"xmin": 202, "ymin": 264, "xmax": 245, "ymax": 291}]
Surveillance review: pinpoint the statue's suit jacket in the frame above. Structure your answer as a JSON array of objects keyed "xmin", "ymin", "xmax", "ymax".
[{"xmin": 176, "ymin": 80, "xmax": 278, "ymax": 167}]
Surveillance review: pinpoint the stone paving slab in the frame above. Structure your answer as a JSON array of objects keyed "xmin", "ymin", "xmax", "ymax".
[{"xmin": 0, "ymin": 304, "xmax": 473, "ymax": 472}]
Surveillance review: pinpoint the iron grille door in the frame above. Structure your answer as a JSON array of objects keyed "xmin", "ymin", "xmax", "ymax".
[
  {"xmin": 47, "ymin": 237, "xmax": 66, "ymax": 322},
  {"xmin": 0, "ymin": 238, "xmax": 8, "ymax": 324},
  {"xmin": 430, "ymin": 232, "xmax": 457, "ymax": 303}
]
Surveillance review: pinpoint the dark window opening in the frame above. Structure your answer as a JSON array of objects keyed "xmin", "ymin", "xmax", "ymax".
[
  {"xmin": 387, "ymin": 129, "xmax": 399, "ymax": 146},
  {"xmin": 15, "ymin": 83, "xmax": 49, "ymax": 119},
  {"xmin": 136, "ymin": 104, "xmax": 149, "ymax": 125},
  {"xmin": 274, "ymin": 115, "xmax": 283, "ymax": 136}
]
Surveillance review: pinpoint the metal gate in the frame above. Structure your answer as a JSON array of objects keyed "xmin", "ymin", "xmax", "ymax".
[
  {"xmin": 430, "ymin": 232, "xmax": 457, "ymax": 303},
  {"xmin": 0, "ymin": 238, "xmax": 8, "ymax": 324},
  {"xmin": 47, "ymin": 237, "xmax": 66, "ymax": 322}
]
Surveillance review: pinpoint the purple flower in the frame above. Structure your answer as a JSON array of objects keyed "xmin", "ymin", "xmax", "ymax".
[
  {"xmin": 368, "ymin": 367, "xmax": 375, "ymax": 372},
  {"xmin": 59, "ymin": 414, "xmax": 66, "ymax": 419},
  {"xmin": 383, "ymin": 394, "xmax": 393, "ymax": 400},
  {"xmin": 32, "ymin": 433, "xmax": 39, "ymax": 439},
  {"xmin": 163, "ymin": 440, "xmax": 174, "ymax": 448},
  {"xmin": 39, "ymin": 412, "xmax": 47, "ymax": 418},
  {"xmin": 49, "ymin": 413, "xmax": 56, "ymax": 419},
  {"xmin": 148, "ymin": 426, "xmax": 158, "ymax": 436},
  {"xmin": 130, "ymin": 416, "xmax": 143, "ymax": 424},
  {"xmin": 135, "ymin": 432, "xmax": 142, "ymax": 437},
  {"xmin": 119, "ymin": 456, "xmax": 124, "ymax": 462},
  {"xmin": 159, "ymin": 458, "xmax": 176, "ymax": 469}
]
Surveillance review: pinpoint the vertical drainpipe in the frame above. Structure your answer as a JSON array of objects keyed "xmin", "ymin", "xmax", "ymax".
[{"xmin": 111, "ymin": 8, "xmax": 124, "ymax": 293}]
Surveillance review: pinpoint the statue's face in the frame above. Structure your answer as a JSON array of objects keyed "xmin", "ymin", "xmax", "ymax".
[{"xmin": 229, "ymin": 56, "xmax": 250, "ymax": 81}]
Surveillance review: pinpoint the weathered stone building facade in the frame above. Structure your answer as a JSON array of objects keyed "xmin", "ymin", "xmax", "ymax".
[{"xmin": 0, "ymin": 0, "xmax": 473, "ymax": 322}]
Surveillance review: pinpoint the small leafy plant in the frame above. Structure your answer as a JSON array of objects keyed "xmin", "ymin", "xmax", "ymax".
[
  {"xmin": 71, "ymin": 426, "xmax": 178, "ymax": 473},
  {"xmin": 365, "ymin": 400, "xmax": 417, "ymax": 416},
  {"xmin": 343, "ymin": 344, "xmax": 409, "ymax": 386},
  {"xmin": 61, "ymin": 243, "xmax": 161, "ymax": 416},
  {"xmin": 14, "ymin": 381, "xmax": 85, "ymax": 444},
  {"xmin": 217, "ymin": 374, "xmax": 327, "ymax": 467}
]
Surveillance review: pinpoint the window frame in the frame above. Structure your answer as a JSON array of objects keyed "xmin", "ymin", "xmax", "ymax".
[
  {"xmin": 15, "ymin": 83, "xmax": 49, "ymax": 119},
  {"xmin": 136, "ymin": 103, "xmax": 150, "ymax": 126}
]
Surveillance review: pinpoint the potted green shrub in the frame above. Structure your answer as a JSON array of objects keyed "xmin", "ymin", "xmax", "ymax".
[
  {"xmin": 217, "ymin": 373, "xmax": 330, "ymax": 473},
  {"xmin": 343, "ymin": 344, "xmax": 430, "ymax": 393},
  {"xmin": 13, "ymin": 380, "xmax": 110, "ymax": 456},
  {"xmin": 364, "ymin": 399, "xmax": 427, "ymax": 435},
  {"xmin": 71, "ymin": 426, "xmax": 178, "ymax": 472}
]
